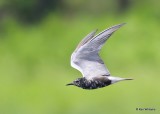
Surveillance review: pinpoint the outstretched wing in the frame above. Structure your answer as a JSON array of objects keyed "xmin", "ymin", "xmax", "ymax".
[{"xmin": 71, "ymin": 23, "xmax": 125, "ymax": 79}]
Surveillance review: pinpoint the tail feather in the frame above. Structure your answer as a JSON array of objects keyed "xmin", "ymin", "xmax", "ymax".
[
  {"xmin": 108, "ymin": 76, "xmax": 133, "ymax": 84},
  {"xmin": 124, "ymin": 78, "xmax": 133, "ymax": 80}
]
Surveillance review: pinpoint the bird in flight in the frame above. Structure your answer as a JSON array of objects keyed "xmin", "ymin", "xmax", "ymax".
[{"xmin": 67, "ymin": 23, "xmax": 133, "ymax": 89}]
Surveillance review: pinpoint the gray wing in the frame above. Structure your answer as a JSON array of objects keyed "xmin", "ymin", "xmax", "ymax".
[{"xmin": 71, "ymin": 23, "xmax": 125, "ymax": 79}]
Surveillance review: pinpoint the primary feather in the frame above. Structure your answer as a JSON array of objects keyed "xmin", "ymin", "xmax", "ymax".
[{"xmin": 71, "ymin": 23, "xmax": 125, "ymax": 79}]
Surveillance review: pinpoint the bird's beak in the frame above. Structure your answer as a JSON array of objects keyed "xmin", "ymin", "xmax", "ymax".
[{"xmin": 66, "ymin": 83, "xmax": 74, "ymax": 86}]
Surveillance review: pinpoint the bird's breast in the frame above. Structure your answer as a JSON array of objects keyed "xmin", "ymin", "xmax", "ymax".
[{"xmin": 81, "ymin": 78, "xmax": 111, "ymax": 89}]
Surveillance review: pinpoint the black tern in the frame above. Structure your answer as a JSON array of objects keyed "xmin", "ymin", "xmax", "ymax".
[{"xmin": 67, "ymin": 23, "xmax": 133, "ymax": 89}]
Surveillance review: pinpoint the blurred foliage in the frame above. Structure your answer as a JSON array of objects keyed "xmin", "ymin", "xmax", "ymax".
[
  {"xmin": 0, "ymin": 0, "xmax": 62, "ymax": 23},
  {"xmin": 0, "ymin": 0, "xmax": 160, "ymax": 114}
]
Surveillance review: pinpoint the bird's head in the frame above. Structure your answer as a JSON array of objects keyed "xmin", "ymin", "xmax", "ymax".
[{"xmin": 66, "ymin": 78, "xmax": 84, "ymax": 87}]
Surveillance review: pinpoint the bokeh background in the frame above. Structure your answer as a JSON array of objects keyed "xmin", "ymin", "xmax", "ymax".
[{"xmin": 0, "ymin": 0, "xmax": 160, "ymax": 114}]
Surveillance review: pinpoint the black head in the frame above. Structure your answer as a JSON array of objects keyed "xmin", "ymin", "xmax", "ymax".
[{"xmin": 66, "ymin": 78, "xmax": 84, "ymax": 87}]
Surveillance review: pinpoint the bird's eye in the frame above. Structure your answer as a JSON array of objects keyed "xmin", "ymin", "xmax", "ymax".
[{"xmin": 75, "ymin": 80, "xmax": 79, "ymax": 83}]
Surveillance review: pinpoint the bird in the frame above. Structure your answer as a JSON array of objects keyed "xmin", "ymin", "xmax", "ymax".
[{"xmin": 66, "ymin": 23, "xmax": 133, "ymax": 90}]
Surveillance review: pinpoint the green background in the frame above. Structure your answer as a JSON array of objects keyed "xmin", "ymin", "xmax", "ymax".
[{"xmin": 0, "ymin": 0, "xmax": 159, "ymax": 114}]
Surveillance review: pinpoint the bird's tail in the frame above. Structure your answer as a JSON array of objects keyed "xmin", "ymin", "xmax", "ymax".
[
  {"xmin": 123, "ymin": 78, "xmax": 133, "ymax": 80},
  {"xmin": 108, "ymin": 76, "xmax": 133, "ymax": 84}
]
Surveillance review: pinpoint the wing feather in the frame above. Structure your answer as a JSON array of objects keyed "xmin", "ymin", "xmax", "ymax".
[
  {"xmin": 71, "ymin": 23, "xmax": 125, "ymax": 79},
  {"xmin": 74, "ymin": 29, "xmax": 97, "ymax": 52}
]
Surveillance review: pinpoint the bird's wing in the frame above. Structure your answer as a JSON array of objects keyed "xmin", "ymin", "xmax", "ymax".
[
  {"xmin": 71, "ymin": 23, "xmax": 125, "ymax": 79},
  {"xmin": 74, "ymin": 29, "xmax": 98, "ymax": 52}
]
